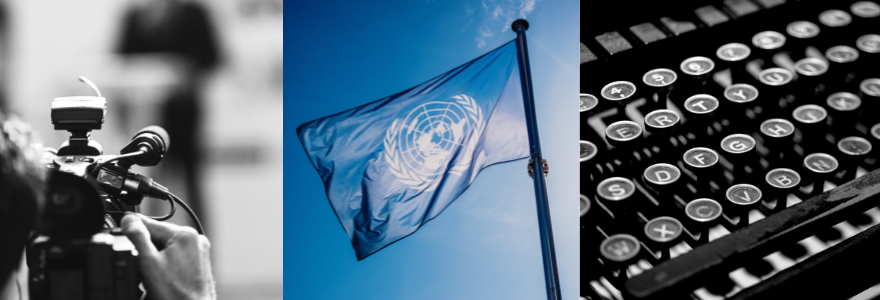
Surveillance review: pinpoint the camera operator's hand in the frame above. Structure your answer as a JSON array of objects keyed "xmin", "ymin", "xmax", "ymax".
[{"xmin": 122, "ymin": 213, "xmax": 216, "ymax": 300}]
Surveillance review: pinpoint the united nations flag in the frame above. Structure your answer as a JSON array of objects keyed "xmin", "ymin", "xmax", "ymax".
[{"xmin": 297, "ymin": 41, "xmax": 529, "ymax": 260}]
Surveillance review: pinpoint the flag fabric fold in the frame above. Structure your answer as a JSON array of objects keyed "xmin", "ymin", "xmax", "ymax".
[{"xmin": 297, "ymin": 40, "xmax": 529, "ymax": 260}]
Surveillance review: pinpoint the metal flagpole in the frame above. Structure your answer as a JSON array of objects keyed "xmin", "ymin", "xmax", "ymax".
[{"xmin": 511, "ymin": 19, "xmax": 562, "ymax": 300}]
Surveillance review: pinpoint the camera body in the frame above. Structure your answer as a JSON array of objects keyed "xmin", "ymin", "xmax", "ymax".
[{"xmin": 27, "ymin": 77, "xmax": 171, "ymax": 300}]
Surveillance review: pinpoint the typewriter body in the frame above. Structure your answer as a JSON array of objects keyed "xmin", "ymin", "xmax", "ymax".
[{"xmin": 581, "ymin": 0, "xmax": 880, "ymax": 299}]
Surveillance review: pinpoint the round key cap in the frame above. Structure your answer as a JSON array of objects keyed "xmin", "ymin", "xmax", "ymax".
[
  {"xmin": 601, "ymin": 81, "xmax": 637, "ymax": 106},
  {"xmin": 871, "ymin": 123, "xmax": 880, "ymax": 161},
  {"xmin": 819, "ymin": 9, "xmax": 853, "ymax": 28},
  {"xmin": 723, "ymin": 83, "xmax": 759, "ymax": 106},
  {"xmin": 726, "ymin": 184, "xmax": 762, "ymax": 227},
  {"xmin": 857, "ymin": 34, "xmax": 880, "ymax": 67},
  {"xmin": 760, "ymin": 118, "xmax": 797, "ymax": 163},
  {"xmin": 580, "ymin": 140, "xmax": 599, "ymax": 163},
  {"xmin": 642, "ymin": 68, "xmax": 677, "ymax": 111},
  {"xmin": 792, "ymin": 104, "xmax": 830, "ymax": 150},
  {"xmin": 825, "ymin": 46, "xmax": 860, "ymax": 87},
  {"xmin": 793, "ymin": 58, "xmax": 830, "ymax": 99},
  {"xmin": 580, "ymin": 93, "xmax": 599, "ymax": 116},
  {"xmin": 764, "ymin": 168, "xmax": 801, "ymax": 211},
  {"xmin": 643, "ymin": 163, "xmax": 682, "ymax": 195},
  {"xmin": 680, "ymin": 56, "xmax": 715, "ymax": 77},
  {"xmin": 720, "ymin": 134, "xmax": 758, "ymax": 179},
  {"xmin": 758, "ymin": 68, "xmax": 795, "ymax": 114},
  {"xmin": 604, "ymin": 120, "xmax": 642, "ymax": 149},
  {"xmin": 825, "ymin": 92, "xmax": 862, "ymax": 129},
  {"xmin": 758, "ymin": 68, "xmax": 793, "ymax": 87},
  {"xmin": 837, "ymin": 136, "xmax": 872, "ymax": 181},
  {"xmin": 802, "ymin": 153, "xmax": 839, "ymax": 195},
  {"xmin": 716, "ymin": 43, "xmax": 753, "ymax": 84},
  {"xmin": 683, "ymin": 147, "xmax": 723, "ymax": 186},
  {"xmin": 787, "ymin": 20, "xmax": 820, "ymax": 40},
  {"xmin": 643, "ymin": 216, "xmax": 683, "ymax": 261},
  {"xmin": 852, "ymin": 1, "xmax": 880, "ymax": 18},
  {"xmin": 859, "ymin": 78, "xmax": 880, "ymax": 112},
  {"xmin": 685, "ymin": 198, "xmax": 723, "ymax": 244},
  {"xmin": 643, "ymin": 109, "xmax": 681, "ymax": 136},
  {"xmin": 752, "ymin": 31, "xmax": 786, "ymax": 51},
  {"xmin": 581, "ymin": 194, "xmax": 592, "ymax": 217},
  {"xmin": 786, "ymin": 21, "xmax": 821, "ymax": 61},
  {"xmin": 596, "ymin": 177, "xmax": 639, "ymax": 221},
  {"xmin": 852, "ymin": 2, "xmax": 880, "ymax": 36},
  {"xmin": 683, "ymin": 94, "xmax": 719, "ymax": 119},
  {"xmin": 752, "ymin": 31, "xmax": 786, "ymax": 66},
  {"xmin": 679, "ymin": 56, "xmax": 716, "ymax": 95},
  {"xmin": 723, "ymin": 84, "xmax": 760, "ymax": 122},
  {"xmin": 599, "ymin": 234, "xmax": 642, "ymax": 277}
]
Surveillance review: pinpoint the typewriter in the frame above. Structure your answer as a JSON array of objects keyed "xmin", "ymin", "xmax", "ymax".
[{"xmin": 581, "ymin": 0, "xmax": 880, "ymax": 299}]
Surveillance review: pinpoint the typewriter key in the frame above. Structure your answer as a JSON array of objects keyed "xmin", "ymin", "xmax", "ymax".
[
  {"xmin": 752, "ymin": 31, "xmax": 786, "ymax": 66},
  {"xmin": 679, "ymin": 56, "xmax": 716, "ymax": 95},
  {"xmin": 820, "ymin": 9, "xmax": 855, "ymax": 43},
  {"xmin": 683, "ymin": 147, "xmax": 723, "ymax": 187},
  {"xmin": 856, "ymin": 34, "xmax": 880, "ymax": 62},
  {"xmin": 760, "ymin": 118, "xmax": 798, "ymax": 164},
  {"xmin": 580, "ymin": 93, "xmax": 599, "ymax": 116},
  {"xmin": 601, "ymin": 81, "xmax": 637, "ymax": 107},
  {"xmin": 758, "ymin": 68, "xmax": 795, "ymax": 114},
  {"xmin": 643, "ymin": 110, "xmax": 680, "ymax": 137},
  {"xmin": 826, "ymin": 92, "xmax": 862, "ymax": 130},
  {"xmin": 825, "ymin": 46, "xmax": 860, "ymax": 87},
  {"xmin": 605, "ymin": 121, "xmax": 642, "ymax": 148},
  {"xmin": 764, "ymin": 168, "xmax": 802, "ymax": 211},
  {"xmin": 793, "ymin": 58, "xmax": 829, "ymax": 100},
  {"xmin": 720, "ymin": 134, "xmax": 758, "ymax": 179},
  {"xmin": 643, "ymin": 163, "xmax": 683, "ymax": 197},
  {"xmin": 787, "ymin": 21, "xmax": 820, "ymax": 60},
  {"xmin": 871, "ymin": 124, "xmax": 880, "ymax": 161},
  {"xmin": 716, "ymin": 43, "xmax": 752, "ymax": 84},
  {"xmin": 859, "ymin": 78, "xmax": 880, "ymax": 112},
  {"xmin": 851, "ymin": 2, "xmax": 880, "ymax": 33},
  {"xmin": 683, "ymin": 94, "xmax": 719, "ymax": 117},
  {"xmin": 685, "ymin": 198, "xmax": 723, "ymax": 244},
  {"xmin": 599, "ymin": 234, "xmax": 642, "ymax": 282},
  {"xmin": 802, "ymin": 153, "xmax": 839, "ymax": 195},
  {"xmin": 723, "ymin": 83, "xmax": 759, "ymax": 122},
  {"xmin": 819, "ymin": 9, "xmax": 853, "ymax": 27},
  {"xmin": 580, "ymin": 140, "xmax": 598, "ymax": 163},
  {"xmin": 793, "ymin": 104, "xmax": 830, "ymax": 151},
  {"xmin": 643, "ymin": 216, "xmax": 683, "ymax": 261},
  {"xmin": 726, "ymin": 184, "xmax": 762, "ymax": 227},
  {"xmin": 837, "ymin": 136, "xmax": 872, "ymax": 181},
  {"xmin": 581, "ymin": 194, "xmax": 592, "ymax": 218},
  {"xmin": 596, "ymin": 177, "xmax": 640, "ymax": 223},
  {"xmin": 642, "ymin": 68, "xmax": 677, "ymax": 111},
  {"xmin": 852, "ymin": 1, "xmax": 880, "ymax": 18}
]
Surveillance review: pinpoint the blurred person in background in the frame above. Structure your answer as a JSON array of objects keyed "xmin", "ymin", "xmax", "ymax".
[
  {"xmin": 115, "ymin": 0, "xmax": 221, "ymax": 228},
  {"xmin": 0, "ymin": 114, "xmax": 216, "ymax": 300},
  {"xmin": 0, "ymin": 1, "xmax": 9, "ymax": 113}
]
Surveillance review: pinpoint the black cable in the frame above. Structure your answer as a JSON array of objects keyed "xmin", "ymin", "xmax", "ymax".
[
  {"xmin": 151, "ymin": 196, "xmax": 176, "ymax": 221},
  {"xmin": 90, "ymin": 150, "xmax": 145, "ymax": 177},
  {"xmin": 169, "ymin": 193, "xmax": 204, "ymax": 235}
]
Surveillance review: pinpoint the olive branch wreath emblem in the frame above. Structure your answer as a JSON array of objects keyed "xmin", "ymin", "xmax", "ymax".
[{"xmin": 383, "ymin": 94, "xmax": 485, "ymax": 191}]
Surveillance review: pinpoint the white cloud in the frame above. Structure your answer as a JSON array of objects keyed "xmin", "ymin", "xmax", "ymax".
[{"xmin": 473, "ymin": 0, "xmax": 539, "ymax": 48}]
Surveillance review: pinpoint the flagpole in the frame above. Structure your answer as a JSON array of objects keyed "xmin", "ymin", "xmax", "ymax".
[{"xmin": 511, "ymin": 19, "xmax": 562, "ymax": 300}]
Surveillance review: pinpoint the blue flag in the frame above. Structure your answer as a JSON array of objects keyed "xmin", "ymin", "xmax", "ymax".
[{"xmin": 297, "ymin": 41, "xmax": 529, "ymax": 260}]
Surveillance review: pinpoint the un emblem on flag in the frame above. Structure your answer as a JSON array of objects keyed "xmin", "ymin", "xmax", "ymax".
[{"xmin": 384, "ymin": 94, "xmax": 485, "ymax": 191}]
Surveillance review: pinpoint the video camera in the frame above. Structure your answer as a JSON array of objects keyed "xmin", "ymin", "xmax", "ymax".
[{"xmin": 26, "ymin": 77, "xmax": 203, "ymax": 300}]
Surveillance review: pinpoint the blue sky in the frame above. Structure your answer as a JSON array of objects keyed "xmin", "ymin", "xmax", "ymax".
[{"xmin": 288, "ymin": 1, "xmax": 579, "ymax": 299}]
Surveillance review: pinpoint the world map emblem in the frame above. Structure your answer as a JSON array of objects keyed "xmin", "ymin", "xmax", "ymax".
[{"xmin": 384, "ymin": 94, "xmax": 485, "ymax": 191}]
